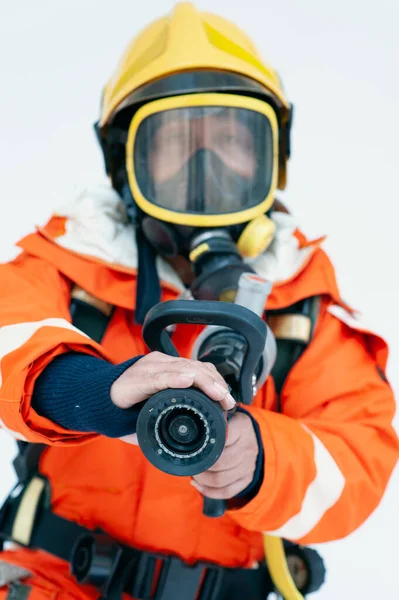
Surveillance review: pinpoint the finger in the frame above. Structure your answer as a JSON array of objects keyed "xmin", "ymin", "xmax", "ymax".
[
  {"xmin": 140, "ymin": 351, "xmax": 179, "ymax": 364},
  {"xmin": 192, "ymin": 459, "xmax": 254, "ymax": 489},
  {"xmin": 189, "ymin": 370, "xmax": 235, "ymax": 411},
  {"xmin": 113, "ymin": 358, "xmax": 235, "ymax": 409},
  {"xmin": 224, "ymin": 413, "xmax": 247, "ymax": 447},
  {"xmin": 196, "ymin": 361, "xmax": 219, "ymax": 375},
  {"xmin": 136, "ymin": 354, "xmax": 227, "ymax": 382},
  {"xmin": 114, "ymin": 370, "xmax": 195, "ymax": 408},
  {"xmin": 174, "ymin": 359, "xmax": 232, "ymax": 402},
  {"xmin": 167, "ymin": 358, "xmax": 233, "ymax": 406},
  {"xmin": 133, "ymin": 367, "xmax": 234, "ymax": 410},
  {"xmin": 140, "ymin": 357, "xmax": 231, "ymax": 399},
  {"xmin": 191, "ymin": 475, "xmax": 254, "ymax": 500},
  {"xmin": 134, "ymin": 370, "xmax": 198, "ymax": 400},
  {"xmin": 203, "ymin": 444, "xmax": 245, "ymax": 473}
]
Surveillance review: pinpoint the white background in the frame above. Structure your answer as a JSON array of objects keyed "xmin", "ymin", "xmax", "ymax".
[{"xmin": 0, "ymin": 1, "xmax": 398, "ymax": 598}]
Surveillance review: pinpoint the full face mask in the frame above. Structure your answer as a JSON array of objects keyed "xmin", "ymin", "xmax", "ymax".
[
  {"xmin": 123, "ymin": 93, "xmax": 279, "ymax": 318},
  {"xmin": 126, "ymin": 93, "xmax": 278, "ymax": 227}
]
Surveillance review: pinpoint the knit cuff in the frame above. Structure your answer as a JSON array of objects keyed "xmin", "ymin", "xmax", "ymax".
[{"xmin": 32, "ymin": 352, "xmax": 144, "ymax": 438}]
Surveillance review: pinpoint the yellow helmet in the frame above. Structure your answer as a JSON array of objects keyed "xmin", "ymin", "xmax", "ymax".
[{"xmin": 97, "ymin": 2, "xmax": 293, "ymax": 190}]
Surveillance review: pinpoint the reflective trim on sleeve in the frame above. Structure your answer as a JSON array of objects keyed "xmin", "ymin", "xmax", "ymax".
[
  {"xmin": 328, "ymin": 304, "xmax": 372, "ymax": 334},
  {"xmin": 0, "ymin": 317, "xmax": 89, "ymax": 388},
  {"xmin": 0, "ymin": 417, "xmax": 28, "ymax": 441},
  {"xmin": 264, "ymin": 426, "xmax": 345, "ymax": 540}
]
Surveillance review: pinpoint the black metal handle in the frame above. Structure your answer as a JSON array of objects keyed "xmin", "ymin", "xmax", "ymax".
[
  {"xmin": 143, "ymin": 300, "xmax": 267, "ymax": 404},
  {"xmin": 202, "ymin": 497, "xmax": 227, "ymax": 518},
  {"xmin": 202, "ymin": 406, "xmax": 236, "ymax": 518}
]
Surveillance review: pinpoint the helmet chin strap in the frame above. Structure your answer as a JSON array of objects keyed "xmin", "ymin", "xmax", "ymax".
[
  {"xmin": 135, "ymin": 226, "xmax": 162, "ymax": 324},
  {"xmin": 121, "ymin": 182, "xmax": 162, "ymax": 325}
]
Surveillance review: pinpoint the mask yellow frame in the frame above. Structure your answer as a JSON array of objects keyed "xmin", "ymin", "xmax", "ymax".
[{"xmin": 125, "ymin": 93, "xmax": 279, "ymax": 227}]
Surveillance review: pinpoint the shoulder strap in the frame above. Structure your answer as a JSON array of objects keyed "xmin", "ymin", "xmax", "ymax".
[
  {"xmin": 70, "ymin": 286, "xmax": 114, "ymax": 343},
  {"xmin": 267, "ymin": 295, "xmax": 321, "ymax": 410}
]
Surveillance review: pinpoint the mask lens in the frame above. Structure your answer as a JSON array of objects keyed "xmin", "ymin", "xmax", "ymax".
[{"xmin": 132, "ymin": 105, "xmax": 274, "ymax": 217}]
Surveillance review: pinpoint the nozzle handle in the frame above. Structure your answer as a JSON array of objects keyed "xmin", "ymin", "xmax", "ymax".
[
  {"xmin": 202, "ymin": 497, "xmax": 226, "ymax": 518},
  {"xmin": 143, "ymin": 300, "xmax": 267, "ymax": 404}
]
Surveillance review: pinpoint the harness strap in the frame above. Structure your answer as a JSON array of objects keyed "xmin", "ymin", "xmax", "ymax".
[
  {"xmin": 0, "ymin": 480, "xmax": 272, "ymax": 600},
  {"xmin": 70, "ymin": 286, "xmax": 114, "ymax": 344},
  {"xmin": 267, "ymin": 296, "xmax": 321, "ymax": 405}
]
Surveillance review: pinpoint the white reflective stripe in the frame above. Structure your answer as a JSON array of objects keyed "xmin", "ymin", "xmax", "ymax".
[
  {"xmin": 327, "ymin": 304, "xmax": 373, "ymax": 333},
  {"xmin": 265, "ymin": 426, "xmax": 345, "ymax": 540},
  {"xmin": 0, "ymin": 417, "xmax": 28, "ymax": 441},
  {"xmin": 0, "ymin": 317, "xmax": 89, "ymax": 388}
]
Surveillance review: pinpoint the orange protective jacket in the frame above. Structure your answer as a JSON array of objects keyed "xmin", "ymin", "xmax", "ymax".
[{"xmin": 0, "ymin": 187, "xmax": 397, "ymax": 591}]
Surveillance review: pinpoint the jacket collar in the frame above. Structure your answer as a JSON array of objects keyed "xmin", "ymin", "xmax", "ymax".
[{"xmin": 42, "ymin": 184, "xmax": 324, "ymax": 290}]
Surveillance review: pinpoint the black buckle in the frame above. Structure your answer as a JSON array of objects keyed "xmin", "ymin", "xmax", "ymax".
[
  {"xmin": 127, "ymin": 552, "xmax": 157, "ymax": 600},
  {"xmin": 71, "ymin": 533, "xmax": 124, "ymax": 596},
  {"xmin": 0, "ymin": 482, "xmax": 27, "ymax": 545},
  {"xmin": 128, "ymin": 553, "xmax": 224, "ymax": 600},
  {"xmin": 197, "ymin": 563, "xmax": 224, "ymax": 600},
  {"xmin": 0, "ymin": 492, "xmax": 13, "ymax": 549}
]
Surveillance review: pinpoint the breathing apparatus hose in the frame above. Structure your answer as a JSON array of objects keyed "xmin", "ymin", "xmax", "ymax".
[{"xmin": 263, "ymin": 535, "xmax": 305, "ymax": 600}]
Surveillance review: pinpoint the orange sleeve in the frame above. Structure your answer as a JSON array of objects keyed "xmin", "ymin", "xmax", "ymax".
[
  {"xmin": 0, "ymin": 252, "xmax": 113, "ymax": 446},
  {"xmin": 228, "ymin": 301, "xmax": 399, "ymax": 544}
]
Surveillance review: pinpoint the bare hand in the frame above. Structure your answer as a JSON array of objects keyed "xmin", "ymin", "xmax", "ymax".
[
  {"xmin": 111, "ymin": 352, "xmax": 236, "ymax": 412},
  {"xmin": 191, "ymin": 412, "xmax": 259, "ymax": 499}
]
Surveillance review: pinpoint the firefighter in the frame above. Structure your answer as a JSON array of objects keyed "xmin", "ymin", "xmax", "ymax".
[{"xmin": 0, "ymin": 3, "xmax": 397, "ymax": 599}]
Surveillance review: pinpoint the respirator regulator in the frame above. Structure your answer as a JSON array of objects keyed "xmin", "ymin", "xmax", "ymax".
[{"xmin": 188, "ymin": 227, "xmax": 260, "ymax": 302}]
